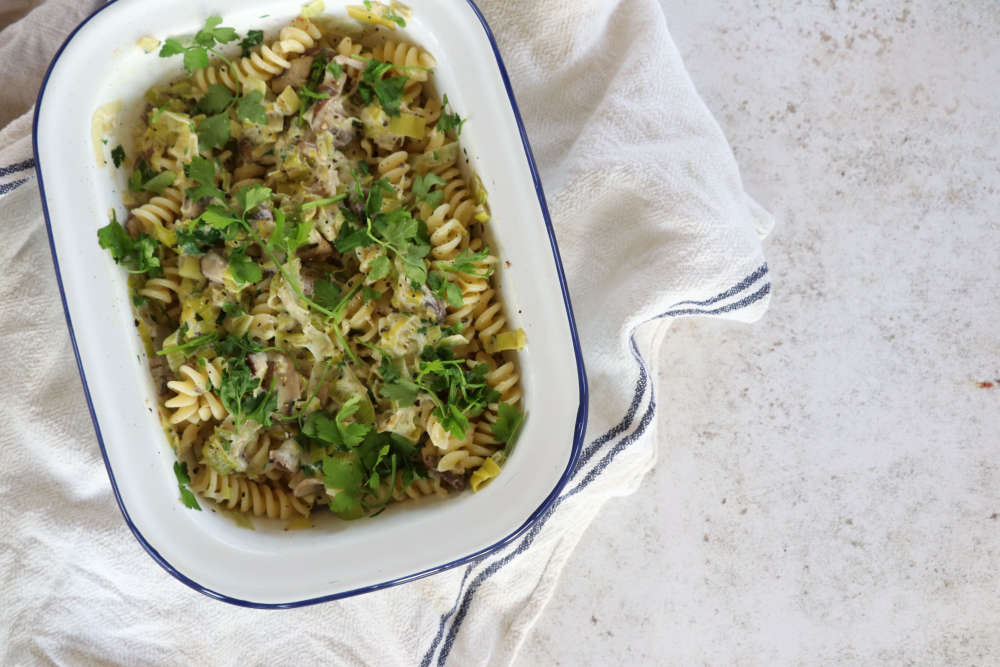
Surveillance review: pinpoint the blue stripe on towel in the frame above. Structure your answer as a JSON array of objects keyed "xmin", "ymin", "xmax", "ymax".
[
  {"xmin": 0, "ymin": 178, "xmax": 29, "ymax": 196},
  {"xmin": 669, "ymin": 262, "xmax": 768, "ymax": 308},
  {"xmin": 421, "ymin": 267, "xmax": 771, "ymax": 666},
  {"xmin": 0, "ymin": 159, "xmax": 34, "ymax": 178}
]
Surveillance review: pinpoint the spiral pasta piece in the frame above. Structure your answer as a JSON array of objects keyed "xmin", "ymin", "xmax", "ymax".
[
  {"xmin": 192, "ymin": 63, "xmax": 240, "ymax": 93},
  {"xmin": 378, "ymin": 150, "xmax": 411, "ymax": 192},
  {"xmin": 237, "ymin": 18, "xmax": 321, "ymax": 81},
  {"xmin": 434, "ymin": 167, "xmax": 476, "ymax": 224},
  {"xmin": 163, "ymin": 360, "xmax": 227, "ymax": 425},
  {"xmin": 130, "ymin": 187, "xmax": 183, "ymax": 235},
  {"xmin": 372, "ymin": 40, "xmax": 436, "ymax": 81},
  {"xmin": 191, "ymin": 466, "xmax": 312, "ymax": 519},
  {"xmin": 190, "ymin": 18, "xmax": 322, "ymax": 93},
  {"xmin": 486, "ymin": 360, "xmax": 522, "ymax": 407}
]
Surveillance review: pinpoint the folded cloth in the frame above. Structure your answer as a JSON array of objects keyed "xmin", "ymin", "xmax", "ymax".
[{"xmin": 0, "ymin": 0, "xmax": 772, "ymax": 664}]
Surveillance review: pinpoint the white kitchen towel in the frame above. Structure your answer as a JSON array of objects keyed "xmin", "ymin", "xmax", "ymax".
[{"xmin": 0, "ymin": 0, "xmax": 773, "ymax": 665}]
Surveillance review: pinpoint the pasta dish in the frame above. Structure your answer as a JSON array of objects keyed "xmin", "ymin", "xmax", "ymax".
[{"xmin": 96, "ymin": 2, "xmax": 525, "ymax": 524}]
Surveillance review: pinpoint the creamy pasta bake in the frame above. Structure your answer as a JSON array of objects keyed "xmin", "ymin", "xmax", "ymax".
[{"xmin": 96, "ymin": 2, "xmax": 525, "ymax": 523}]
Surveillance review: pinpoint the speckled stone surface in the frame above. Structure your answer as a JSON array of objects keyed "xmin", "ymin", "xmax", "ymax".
[{"xmin": 521, "ymin": 1, "xmax": 1000, "ymax": 664}]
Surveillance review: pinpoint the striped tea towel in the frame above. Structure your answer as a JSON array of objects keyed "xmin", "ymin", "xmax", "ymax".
[{"xmin": 0, "ymin": 0, "xmax": 772, "ymax": 664}]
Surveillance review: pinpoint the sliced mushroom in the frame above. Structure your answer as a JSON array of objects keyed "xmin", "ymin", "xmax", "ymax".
[
  {"xmin": 334, "ymin": 54, "xmax": 366, "ymax": 72},
  {"xmin": 247, "ymin": 353, "xmax": 269, "ymax": 383},
  {"xmin": 268, "ymin": 438, "xmax": 301, "ymax": 473},
  {"xmin": 421, "ymin": 446, "xmax": 440, "ymax": 472},
  {"xmin": 310, "ymin": 96, "xmax": 356, "ymax": 147},
  {"xmin": 292, "ymin": 477, "xmax": 326, "ymax": 498},
  {"xmin": 200, "ymin": 252, "xmax": 227, "ymax": 283},
  {"xmin": 269, "ymin": 352, "xmax": 303, "ymax": 414},
  {"xmin": 437, "ymin": 470, "xmax": 467, "ymax": 492},
  {"xmin": 270, "ymin": 55, "xmax": 314, "ymax": 94},
  {"xmin": 422, "ymin": 285, "xmax": 447, "ymax": 323},
  {"xmin": 180, "ymin": 197, "xmax": 205, "ymax": 221}
]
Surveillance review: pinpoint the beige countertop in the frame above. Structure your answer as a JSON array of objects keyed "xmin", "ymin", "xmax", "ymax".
[{"xmin": 523, "ymin": 1, "xmax": 1000, "ymax": 664}]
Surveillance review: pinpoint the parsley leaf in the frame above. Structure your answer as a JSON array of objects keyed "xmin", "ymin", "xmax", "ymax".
[
  {"xmin": 236, "ymin": 184, "xmax": 272, "ymax": 215},
  {"xmin": 413, "ymin": 172, "xmax": 445, "ymax": 207},
  {"xmin": 312, "ymin": 279, "xmax": 343, "ymax": 310},
  {"xmin": 265, "ymin": 209, "xmax": 312, "ymax": 258},
  {"xmin": 197, "ymin": 83, "xmax": 234, "ymax": 115},
  {"xmin": 358, "ymin": 60, "xmax": 408, "ymax": 117},
  {"xmin": 195, "ymin": 16, "xmax": 238, "ymax": 47},
  {"xmin": 228, "ymin": 247, "xmax": 262, "ymax": 285},
  {"xmin": 367, "ymin": 254, "xmax": 391, "ymax": 281},
  {"xmin": 173, "ymin": 461, "xmax": 202, "ymax": 510},
  {"xmin": 244, "ymin": 387, "xmax": 278, "ymax": 427},
  {"xmin": 373, "ymin": 208, "xmax": 419, "ymax": 248},
  {"xmin": 437, "ymin": 404, "xmax": 470, "ymax": 441},
  {"xmin": 196, "ymin": 112, "xmax": 230, "ymax": 150},
  {"xmin": 442, "ymin": 247, "xmax": 492, "ymax": 277},
  {"xmin": 126, "ymin": 160, "xmax": 175, "ymax": 194},
  {"xmin": 237, "ymin": 90, "xmax": 268, "ymax": 125},
  {"xmin": 198, "ymin": 204, "xmax": 242, "ymax": 231},
  {"xmin": 402, "ymin": 244, "xmax": 430, "ymax": 285},
  {"xmin": 128, "ymin": 160, "xmax": 157, "ymax": 192},
  {"xmin": 436, "ymin": 94, "xmax": 466, "ymax": 135},
  {"xmin": 213, "ymin": 333, "xmax": 263, "ymax": 357},
  {"xmin": 221, "ymin": 301, "xmax": 244, "ymax": 317},
  {"xmin": 428, "ymin": 271, "xmax": 462, "ymax": 308},
  {"xmin": 336, "ymin": 396, "xmax": 372, "ymax": 447},
  {"xmin": 141, "ymin": 171, "xmax": 177, "ymax": 195},
  {"xmin": 159, "ymin": 37, "xmax": 185, "ymax": 58},
  {"xmin": 303, "ymin": 411, "xmax": 341, "ymax": 444},
  {"xmin": 110, "ymin": 145, "xmax": 126, "ymax": 168},
  {"xmin": 96, "ymin": 215, "xmax": 133, "ymax": 260},
  {"xmin": 374, "ymin": 76, "xmax": 407, "ymax": 116},
  {"xmin": 239, "ymin": 29, "xmax": 263, "ymax": 57},
  {"xmin": 183, "ymin": 47, "xmax": 211, "ymax": 73},
  {"xmin": 322, "ymin": 453, "xmax": 365, "ymax": 518},
  {"xmin": 218, "ymin": 356, "xmax": 273, "ymax": 426},
  {"xmin": 378, "ymin": 355, "xmax": 402, "ymax": 382},
  {"xmin": 365, "ymin": 177, "xmax": 395, "ymax": 217},
  {"xmin": 380, "ymin": 378, "xmax": 419, "ymax": 407},
  {"xmin": 97, "ymin": 212, "xmax": 163, "ymax": 277},
  {"xmin": 185, "ymin": 154, "xmax": 216, "ymax": 187},
  {"xmin": 491, "ymin": 402, "xmax": 524, "ymax": 454},
  {"xmin": 334, "ymin": 223, "xmax": 372, "ymax": 254}
]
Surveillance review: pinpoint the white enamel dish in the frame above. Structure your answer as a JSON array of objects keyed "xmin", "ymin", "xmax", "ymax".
[{"xmin": 34, "ymin": 0, "xmax": 587, "ymax": 606}]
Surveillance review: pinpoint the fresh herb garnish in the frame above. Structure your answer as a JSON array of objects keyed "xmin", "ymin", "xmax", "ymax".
[
  {"xmin": 237, "ymin": 90, "xmax": 268, "ymax": 125},
  {"xmin": 218, "ymin": 355, "xmax": 275, "ymax": 427},
  {"xmin": 158, "ymin": 16, "xmax": 239, "ymax": 74},
  {"xmin": 110, "ymin": 145, "xmax": 126, "ymax": 168},
  {"xmin": 413, "ymin": 172, "xmax": 445, "ymax": 208},
  {"xmin": 239, "ymin": 29, "xmax": 263, "ymax": 57},
  {"xmin": 96, "ymin": 211, "xmax": 163, "ymax": 277},
  {"xmin": 357, "ymin": 59, "xmax": 408, "ymax": 117},
  {"xmin": 436, "ymin": 94, "xmax": 466, "ymax": 135},
  {"xmin": 228, "ymin": 246, "xmax": 262, "ymax": 285},
  {"xmin": 173, "ymin": 461, "xmax": 202, "ymax": 510},
  {"xmin": 221, "ymin": 301, "xmax": 244, "ymax": 317},
  {"xmin": 196, "ymin": 112, "xmax": 230, "ymax": 150},
  {"xmin": 491, "ymin": 402, "xmax": 525, "ymax": 455}
]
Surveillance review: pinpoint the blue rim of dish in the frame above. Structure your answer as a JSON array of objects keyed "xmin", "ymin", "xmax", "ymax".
[{"xmin": 32, "ymin": 0, "xmax": 588, "ymax": 609}]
